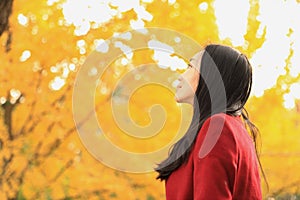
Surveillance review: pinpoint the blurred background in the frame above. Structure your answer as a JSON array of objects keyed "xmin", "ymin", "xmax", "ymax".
[{"xmin": 0, "ymin": 0, "xmax": 300, "ymax": 199}]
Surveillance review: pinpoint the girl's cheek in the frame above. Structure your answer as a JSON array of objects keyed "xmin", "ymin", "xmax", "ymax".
[{"xmin": 192, "ymin": 75, "xmax": 199, "ymax": 92}]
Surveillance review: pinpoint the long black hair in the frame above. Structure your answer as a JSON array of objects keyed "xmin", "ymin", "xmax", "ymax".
[{"xmin": 155, "ymin": 44, "xmax": 268, "ymax": 188}]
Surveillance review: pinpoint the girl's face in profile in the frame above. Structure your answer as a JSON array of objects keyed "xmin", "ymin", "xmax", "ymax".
[{"xmin": 175, "ymin": 51, "xmax": 203, "ymax": 104}]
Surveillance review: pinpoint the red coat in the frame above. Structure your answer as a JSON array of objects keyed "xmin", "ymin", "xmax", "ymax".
[{"xmin": 165, "ymin": 113, "xmax": 262, "ymax": 200}]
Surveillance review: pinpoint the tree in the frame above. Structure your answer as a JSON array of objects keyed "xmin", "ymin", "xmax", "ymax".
[
  {"xmin": 0, "ymin": 0, "xmax": 299, "ymax": 199},
  {"xmin": 0, "ymin": 0, "xmax": 13, "ymax": 52}
]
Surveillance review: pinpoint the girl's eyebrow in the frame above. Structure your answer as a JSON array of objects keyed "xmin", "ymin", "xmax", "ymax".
[
  {"xmin": 187, "ymin": 63, "xmax": 195, "ymax": 69},
  {"xmin": 189, "ymin": 58, "xmax": 197, "ymax": 68},
  {"xmin": 187, "ymin": 61, "xmax": 200, "ymax": 72}
]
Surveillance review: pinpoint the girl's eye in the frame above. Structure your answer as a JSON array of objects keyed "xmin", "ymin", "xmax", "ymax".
[{"xmin": 187, "ymin": 64, "xmax": 193, "ymax": 69}]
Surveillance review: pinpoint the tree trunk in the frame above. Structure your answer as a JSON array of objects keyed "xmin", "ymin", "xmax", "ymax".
[{"xmin": 0, "ymin": 0, "xmax": 14, "ymax": 52}]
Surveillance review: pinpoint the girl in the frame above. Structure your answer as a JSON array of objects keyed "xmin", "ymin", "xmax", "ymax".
[{"xmin": 155, "ymin": 44, "xmax": 266, "ymax": 200}]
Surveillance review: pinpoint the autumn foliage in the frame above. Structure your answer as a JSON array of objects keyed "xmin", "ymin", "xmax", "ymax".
[{"xmin": 0, "ymin": 0, "xmax": 300, "ymax": 199}]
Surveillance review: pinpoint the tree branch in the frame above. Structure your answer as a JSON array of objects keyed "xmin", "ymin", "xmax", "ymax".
[
  {"xmin": 1, "ymin": 92, "xmax": 23, "ymax": 140},
  {"xmin": 0, "ymin": 153, "xmax": 14, "ymax": 185}
]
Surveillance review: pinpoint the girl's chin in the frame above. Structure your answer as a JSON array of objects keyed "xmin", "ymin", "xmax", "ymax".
[
  {"xmin": 175, "ymin": 94, "xmax": 193, "ymax": 105},
  {"xmin": 175, "ymin": 98, "xmax": 182, "ymax": 103},
  {"xmin": 175, "ymin": 95, "xmax": 185, "ymax": 104},
  {"xmin": 175, "ymin": 94, "xmax": 182, "ymax": 103}
]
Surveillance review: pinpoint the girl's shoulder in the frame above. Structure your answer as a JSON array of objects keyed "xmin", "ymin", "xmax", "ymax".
[{"xmin": 194, "ymin": 113, "xmax": 244, "ymax": 159}]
